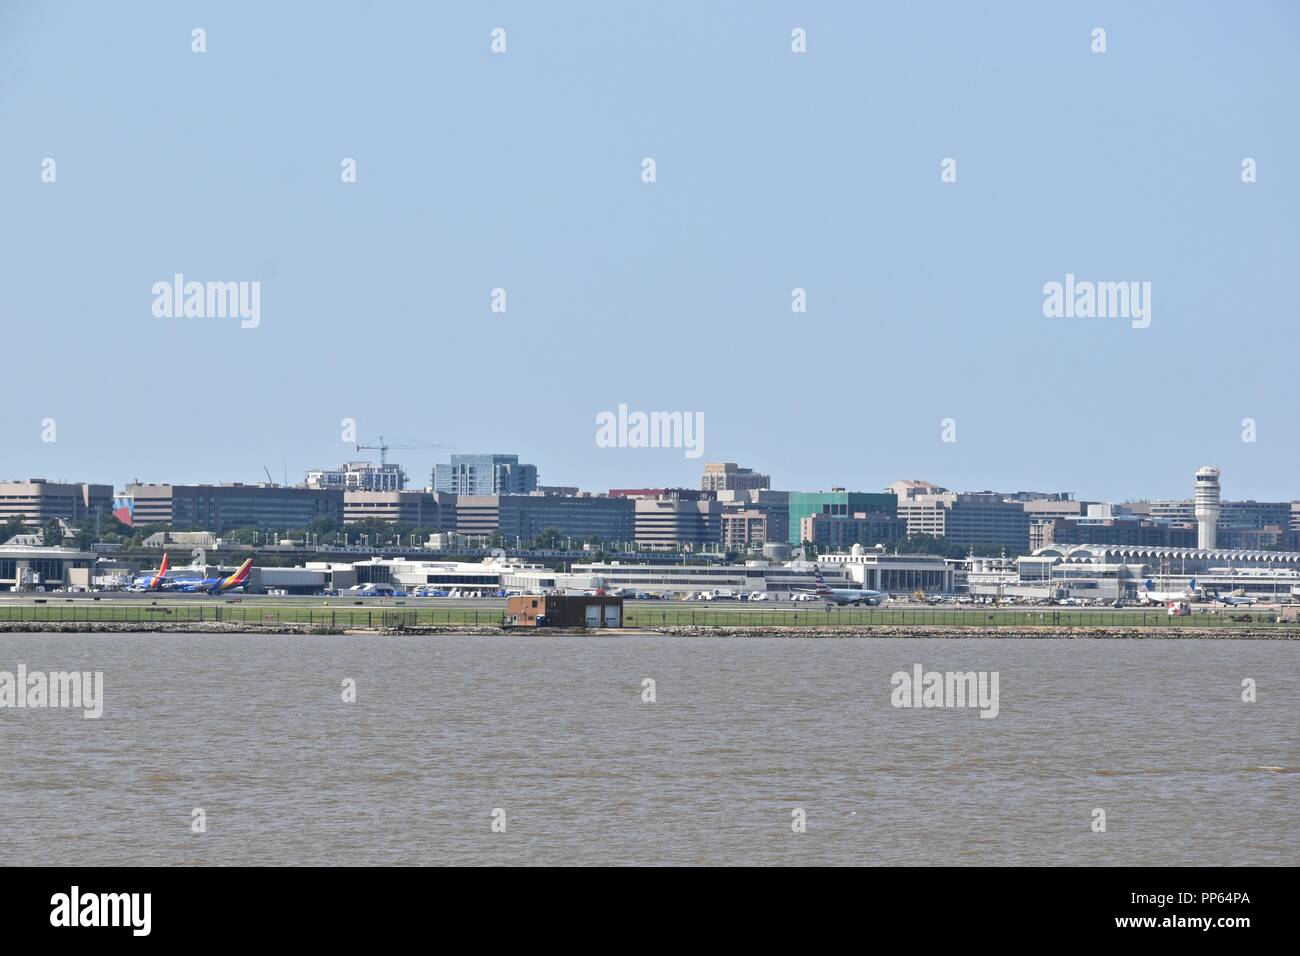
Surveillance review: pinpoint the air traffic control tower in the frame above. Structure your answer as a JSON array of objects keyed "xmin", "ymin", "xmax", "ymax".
[{"xmin": 1194, "ymin": 465, "xmax": 1222, "ymax": 550}]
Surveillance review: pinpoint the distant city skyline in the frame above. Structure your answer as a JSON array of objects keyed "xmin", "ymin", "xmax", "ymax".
[
  {"xmin": 2, "ymin": 454, "xmax": 1295, "ymax": 509},
  {"xmin": 3, "ymin": 3, "xmax": 1297, "ymax": 501}
]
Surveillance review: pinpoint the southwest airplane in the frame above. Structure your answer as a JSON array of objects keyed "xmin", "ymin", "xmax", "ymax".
[
  {"xmin": 169, "ymin": 558, "xmax": 254, "ymax": 595},
  {"xmin": 1138, "ymin": 578, "xmax": 1201, "ymax": 604},
  {"xmin": 793, "ymin": 565, "xmax": 887, "ymax": 606},
  {"xmin": 129, "ymin": 553, "xmax": 173, "ymax": 591}
]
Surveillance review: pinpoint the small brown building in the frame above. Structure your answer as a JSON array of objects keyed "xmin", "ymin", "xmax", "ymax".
[{"xmin": 506, "ymin": 594, "xmax": 623, "ymax": 628}]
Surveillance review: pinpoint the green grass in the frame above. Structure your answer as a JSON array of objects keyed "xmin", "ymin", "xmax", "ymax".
[
  {"xmin": 0, "ymin": 604, "xmax": 498, "ymax": 627},
  {"xmin": 626, "ymin": 605, "xmax": 1295, "ymax": 628}
]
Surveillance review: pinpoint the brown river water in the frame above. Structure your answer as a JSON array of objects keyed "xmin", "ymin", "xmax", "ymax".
[{"xmin": 0, "ymin": 632, "xmax": 1295, "ymax": 865}]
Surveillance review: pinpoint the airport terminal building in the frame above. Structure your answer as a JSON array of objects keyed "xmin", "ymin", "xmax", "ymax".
[
  {"xmin": 1013, "ymin": 544, "xmax": 1300, "ymax": 602},
  {"xmin": 0, "ymin": 544, "xmax": 97, "ymax": 591}
]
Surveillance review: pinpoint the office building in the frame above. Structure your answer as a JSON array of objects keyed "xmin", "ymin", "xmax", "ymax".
[
  {"xmin": 801, "ymin": 511, "xmax": 908, "ymax": 550},
  {"xmin": 896, "ymin": 492, "xmax": 1031, "ymax": 552},
  {"xmin": 717, "ymin": 489, "xmax": 790, "ymax": 544},
  {"xmin": 0, "ymin": 479, "xmax": 113, "ymax": 526},
  {"xmin": 307, "ymin": 461, "xmax": 406, "ymax": 492},
  {"xmin": 885, "ymin": 479, "xmax": 949, "ymax": 500},
  {"xmin": 343, "ymin": 490, "xmax": 454, "ymax": 527},
  {"xmin": 1219, "ymin": 499, "xmax": 1293, "ymax": 531},
  {"xmin": 944, "ymin": 493, "xmax": 1031, "ymax": 552},
  {"xmin": 634, "ymin": 498, "xmax": 725, "ymax": 549},
  {"xmin": 1041, "ymin": 515, "xmax": 1196, "ymax": 548},
  {"xmin": 451, "ymin": 494, "xmax": 635, "ymax": 545},
  {"xmin": 608, "ymin": 487, "xmax": 710, "ymax": 500},
  {"xmin": 720, "ymin": 510, "xmax": 769, "ymax": 550},
  {"xmin": 124, "ymin": 483, "xmax": 344, "ymax": 532},
  {"xmin": 701, "ymin": 462, "xmax": 770, "ymax": 494},
  {"xmin": 433, "ymin": 454, "xmax": 537, "ymax": 495},
  {"xmin": 788, "ymin": 490, "xmax": 896, "ymax": 546}
]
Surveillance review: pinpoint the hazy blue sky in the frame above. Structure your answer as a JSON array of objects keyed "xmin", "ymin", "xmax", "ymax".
[{"xmin": 2, "ymin": 2, "xmax": 1297, "ymax": 502}]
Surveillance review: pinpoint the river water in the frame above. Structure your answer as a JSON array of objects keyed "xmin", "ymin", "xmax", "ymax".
[{"xmin": 0, "ymin": 633, "xmax": 1295, "ymax": 865}]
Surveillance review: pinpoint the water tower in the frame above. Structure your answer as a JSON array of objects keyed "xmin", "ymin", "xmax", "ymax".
[{"xmin": 1194, "ymin": 466, "xmax": 1221, "ymax": 550}]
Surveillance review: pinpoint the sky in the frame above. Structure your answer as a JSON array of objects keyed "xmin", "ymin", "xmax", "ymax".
[{"xmin": 2, "ymin": 1, "xmax": 1297, "ymax": 503}]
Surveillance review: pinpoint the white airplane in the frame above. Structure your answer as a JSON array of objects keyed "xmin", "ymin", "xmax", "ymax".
[
  {"xmin": 1138, "ymin": 578, "xmax": 1202, "ymax": 605},
  {"xmin": 793, "ymin": 565, "xmax": 886, "ymax": 607},
  {"xmin": 1207, "ymin": 588, "xmax": 1257, "ymax": 606}
]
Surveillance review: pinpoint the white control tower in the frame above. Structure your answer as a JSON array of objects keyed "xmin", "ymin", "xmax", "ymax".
[{"xmin": 1194, "ymin": 465, "xmax": 1221, "ymax": 550}]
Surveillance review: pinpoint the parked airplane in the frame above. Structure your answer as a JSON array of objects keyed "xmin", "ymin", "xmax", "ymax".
[
  {"xmin": 1138, "ymin": 578, "xmax": 1201, "ymax": 604},
  {"xmin": 793, "ymin": 566, "xmax": 886, "ymax": 606},
  {"xmin": 128, "ymin": 552, "xmax": 172, "ymax": 591},
  {"xmin": 1206, "ymin": 588, "xmax": 1257, "ymax": 606},
  {"xmin": 169, "ymin": 558, "xmax": 254, "ymax": 595}
]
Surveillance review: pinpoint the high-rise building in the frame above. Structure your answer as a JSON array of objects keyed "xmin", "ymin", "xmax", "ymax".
[
  {"xmin": 895, "ymin": 492, "xmax": 1030, "ymax": 552},
  {"xmin": 720, "ymin": 510, "xmax": 769, "ymax": 550},
  {"xmin": 634, "ymin": 498, "xmax": 725, "ymax": 549},
  {"xmin": 0, "ymin": 479, "xmax": 113, "ymax": 527},
  {"xmin": 701, "ymin": 462, "xmax": 770, "ymax": 494},
  {"xmin": 801, "ymin": 512, "xmax": 908, "ymax": 550},
  {"xmin": 433, "ymin": 454, "xmax": 538, "ymax": 495},
  {"xmin": 1219, "ymin": 499, "xmax": 1293, "ymax": 531},
  {"xmin": 343, "ymin": 490, "xmax": 454, "ymax": 526},
  {"xmin": 716, "ymin": 489, "xmax": 789, "ymax": 544},
  {"xmin": 450, "ymin": 494, "xmax": 635, "ymax": 545},
  {"xmin": 1143, "ymin": 500, "xmax": 1196, "ymax": 524},
  {"xmin": 944, "ymin": 494, "xmax": 1030, "ymax": 552},
  {"xmin": 124, "ymin": 483, "xmax": 344, "ymax": 532},
  {"xmin": 885, "ymin": 479, "xmax": 949, "ymax": 500},
  {"xmin": 1194, "ymin": 466, "xmax": 1221, "ymax": 550},
  {"xmin": 788, "ymin": 491, "xmax": 897, "ymax": 546},
  {"xmin": 1042, "ymin": 516, "xmax": 1196, "ymax": 548}
]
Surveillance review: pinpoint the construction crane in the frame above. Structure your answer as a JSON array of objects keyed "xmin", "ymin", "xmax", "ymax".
[{"xmin": 355, "ymin": 436, "xmax": 452, "ymax": 466}]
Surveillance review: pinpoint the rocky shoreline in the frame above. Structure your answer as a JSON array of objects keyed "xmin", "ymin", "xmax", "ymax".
[{"xmin": 1, "ymin": 621, "xmax": 1297, "ymax": 639}]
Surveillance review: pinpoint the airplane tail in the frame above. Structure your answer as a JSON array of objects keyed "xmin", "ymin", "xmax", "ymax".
[
  {"xmin": 1143, "ymin": 579, "xmax": 1154, "ymax": 591},
  {"xmin": 149, "ymin": 552, "xmax": 170, "ymax": 589},
  {"xmin": 813, "ymin": 564, "xmax": 833, "ymax": 596},
  {"xmin": 215, "ymin": 558, "xmax": 253, "ymax": 593}
]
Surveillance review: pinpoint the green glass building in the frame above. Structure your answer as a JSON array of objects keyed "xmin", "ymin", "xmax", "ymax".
[{"xmin": 787, "ymin": 491, "xmax": 897, "ymax": 546}]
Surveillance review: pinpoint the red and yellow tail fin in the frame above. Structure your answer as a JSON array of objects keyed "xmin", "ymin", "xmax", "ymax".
[
  {"xmin": 149, "ymin": 552, "xmax": 170, "ymax": 588},
  {"xmin": 221, "ymin": 558, "xmax": 253, "ymax": 590}
]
